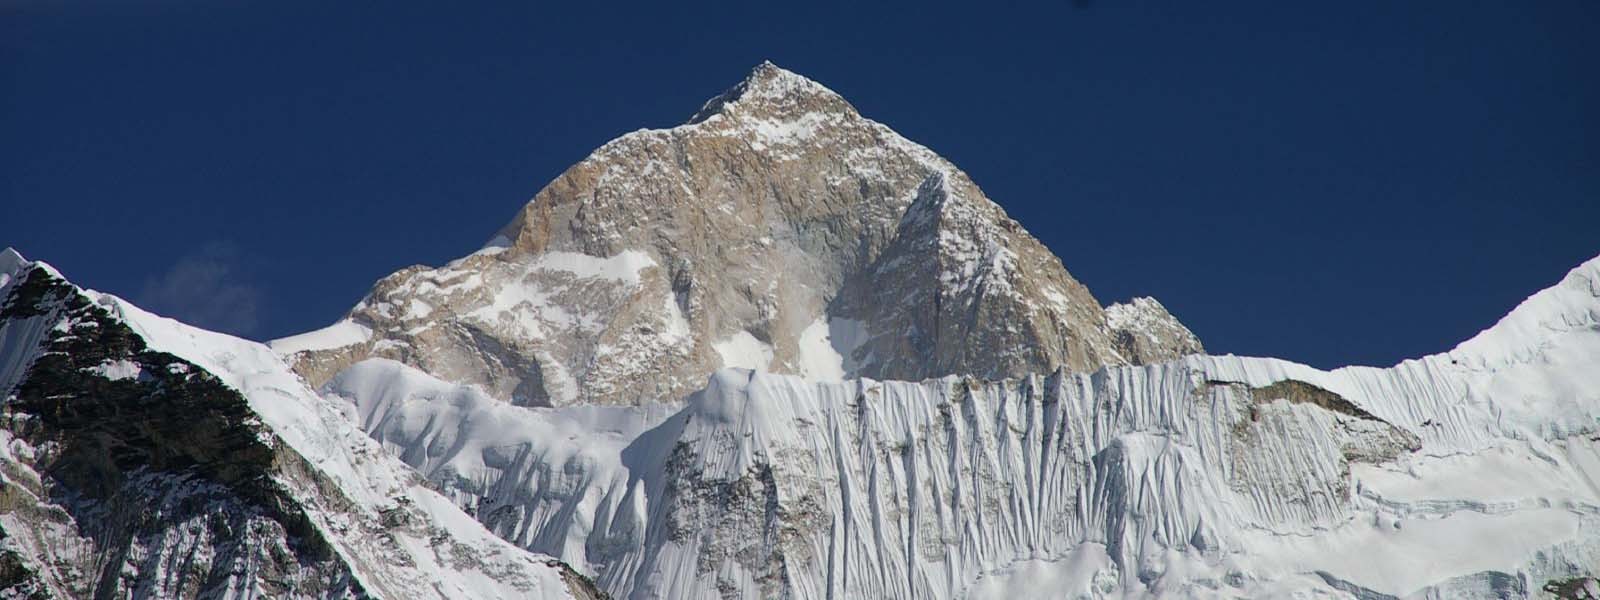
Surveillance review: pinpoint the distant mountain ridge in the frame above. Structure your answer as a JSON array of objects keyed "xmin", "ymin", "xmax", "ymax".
[{"xmin": 272, "ymin": 62, "xmax": 1203, "ymax": 407}]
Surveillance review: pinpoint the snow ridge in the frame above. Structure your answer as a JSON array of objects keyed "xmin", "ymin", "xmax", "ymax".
[{"xmin": 0, "ymin": 253, "xmax": 593, "ymax": 599}]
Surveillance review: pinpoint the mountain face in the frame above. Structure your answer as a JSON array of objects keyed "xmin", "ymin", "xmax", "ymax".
[
  {"xmin": 325, "ymin": 254, "xmax": 1600, "ymax": 600},
  {"xmin": 273, "ymin": 62, "xmax": 1202, "ymax": 407},
  {"xmin": 5, "ymin": 62, "xmax": 1598, "ymax": 600},
  {"xmin": 0, "ymin": 250, "xmax": 600, "ymax": 599}
]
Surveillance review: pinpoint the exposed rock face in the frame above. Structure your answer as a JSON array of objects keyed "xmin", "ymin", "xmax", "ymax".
[
  {"xmin": 0, "ymin": 267, "xmax": 364, "ymax": 598},
  {"xmin": 1105, "ymin": 297, "xmax": 1205, "ymax": 365},
  {"xmin": 275, "ymin": 62, "xmax": 1203, "ymax": 406},
  {"xmin": 0, "ymin": 255, "xmax": 594, "ymax": 599}
]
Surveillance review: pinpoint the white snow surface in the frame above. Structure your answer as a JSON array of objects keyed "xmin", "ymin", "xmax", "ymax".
[
  {"xmin": 324, "ymin": 254, "xmax": 1600, "ymax": 599},
  {"xmin": 0, "ymin": 247, "xmax": 25, "ymax": 290},
  {"xmin": 713, "ymin": 330, "xmax": 774, "ymax": 372},
  {"xmin": 793, "ymin": 317, "xmax": 870, "ymax": 382},
  {"xmin": 0, "ymin": 252, "xmax": 581, "ymax": 600},
  {"xmin": 86, "ymin": 358, "xmax": 145, "ymax": 381},
  {"xmin": 12, "ymin": 244, "xmax": 1600, "ymax": 598},
  {"xmin": 105, "ymin": 297, "xmax": 581, "ymax": 599},
  {"xmin": 795, "ymin": 318, "xmax": 845, "ymax": 380},
  {"xmin": 268, "ymin": 318, "xmax": 373, "ymax": 354},
  {"xmin": 325, "ymin": 358, "xmax": 679, "ymax": 571}
]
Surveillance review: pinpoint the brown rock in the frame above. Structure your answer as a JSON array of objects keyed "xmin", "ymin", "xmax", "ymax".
[{"xmin": 276, "ymin": 62, "xmax": 1203, "ymax": 406}]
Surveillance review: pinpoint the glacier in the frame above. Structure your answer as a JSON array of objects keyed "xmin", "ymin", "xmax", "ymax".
[{"xmin": 323, "ymin": 255, "xmax": 1600, "ymax": 598}]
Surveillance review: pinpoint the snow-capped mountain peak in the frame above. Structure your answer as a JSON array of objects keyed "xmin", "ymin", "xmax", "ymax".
[
  {"xmin": 686, "ymin": 60, "xmax": 855, "ymax": 125},
  {"xmin": 275, "ymin": 64, "xmax": 1203, "ymax": 407},
  {"xmin": 4, "ymin": 59, "xmax": 1598, "ymax": 599},
  {"xmin": 1448, "ymin": 253, "xmax": 1600, "ymax": 370}
]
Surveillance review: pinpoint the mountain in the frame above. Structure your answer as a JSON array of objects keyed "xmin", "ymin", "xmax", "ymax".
[
  {"xmin": 0, "ymin": 249, "xmax": 602, "ymax": 599},
  {"xmin": 324, "ymin": 253, "xmax": 1600, "ymax": 599},
  {"xmin": 271, "ymin": 62, "xmax": 1202, "ymax": 408},
  {"xmin": 273, "ymin": 63, "xmax": 1596, "ymax": 598},
  {"xmin": 4, "ymin": 61, "xmax": 1597, "ymax": 600}
]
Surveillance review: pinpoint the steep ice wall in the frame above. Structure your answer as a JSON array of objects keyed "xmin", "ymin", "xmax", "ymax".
[
  {"xmin": 327, "ymin": 255, "xmax": 1600, "ymax": 599},
  {"xmin": 332, "ymin": 358, "xmax": 1424, "ymax": 598}
]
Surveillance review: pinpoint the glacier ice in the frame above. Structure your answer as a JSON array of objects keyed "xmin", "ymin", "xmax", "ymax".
[{"xmin": 323, "ymin": 255, "xmax": 1600, "ymax": 599}]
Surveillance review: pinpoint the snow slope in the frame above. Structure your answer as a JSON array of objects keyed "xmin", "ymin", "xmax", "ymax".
[
  {"xmin": 0, "ymin": 251, "xmax": 596, "ymax": 599},
  {"xmin": 324, "ymin": 254, "xmax": 1600, "ymax": 599},
  {"xmin": 105, "ymin": 299, "xmax": 587, "ymax": 599}
]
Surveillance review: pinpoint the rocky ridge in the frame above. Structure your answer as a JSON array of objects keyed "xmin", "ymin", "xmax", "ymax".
[
  {"xmin": 274, "ymin": 62, "xmax": 1203, "ymax": 407},
  {"xmin": 0, "ymin": 249, "xmax": 599, "ymax": 599}
]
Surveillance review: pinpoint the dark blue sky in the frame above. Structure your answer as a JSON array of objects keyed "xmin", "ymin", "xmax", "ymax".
[{"xmin": 3, "ymin": 1, "xmax": 1596, "ymax": 368}]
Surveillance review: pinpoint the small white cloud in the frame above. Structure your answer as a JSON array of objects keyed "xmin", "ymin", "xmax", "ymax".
[{"xmin": 137, "ymin": 242, "xmax": 261, "ymax": 336}]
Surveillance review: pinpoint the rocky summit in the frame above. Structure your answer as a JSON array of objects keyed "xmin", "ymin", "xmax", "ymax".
[
  {"xmin": 272, "ymin": 62, "xmax": 1203, "ymax": 407},
  {"xmin": 3, "ymin": 62, "xmax": 1598, "ymax": 600}
]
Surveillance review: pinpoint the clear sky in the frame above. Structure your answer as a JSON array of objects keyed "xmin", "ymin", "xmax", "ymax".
[{"xmin": 3, "ymin": 1, "xmax": 1597, "ymax": 369}]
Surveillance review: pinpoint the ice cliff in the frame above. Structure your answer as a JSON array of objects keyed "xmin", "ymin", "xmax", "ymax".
[{"xmin": 325, "ymin": 255, "xmax": 1600, "ymax": 598}]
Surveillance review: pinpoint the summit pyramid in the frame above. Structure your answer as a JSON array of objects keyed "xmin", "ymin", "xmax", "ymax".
[{"xmin": 273, "ymin": 62, "xmax": 1203, "ymax": 406}]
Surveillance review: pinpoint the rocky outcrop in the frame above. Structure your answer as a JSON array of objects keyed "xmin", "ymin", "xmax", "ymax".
[
  {"xmin": 0, "ymin": 255, "xmax": 591, "ymax": 599},
  {"xmin": 0, "ymin": 265, "xmax": 362, "ymax": 598},
  {"xmin": 275, "ymin": 62, "xmax": 1202, "ymax": 406},
  {"xmin": 1105, "ymin": 297, "xmax": 1205, "ymax": 365}
]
